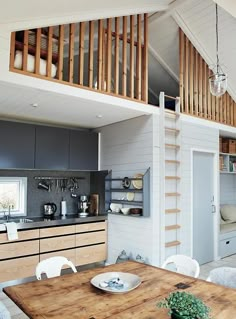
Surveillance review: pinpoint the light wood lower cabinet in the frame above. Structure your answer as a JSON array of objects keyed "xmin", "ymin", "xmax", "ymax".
[
  {"xmin": 0, "ymin": 255, "xmax": 39, "ymax": 282},
  {"xmin": 0, "ymin": 220, "xmax": 107, "ymax": 282},
  {"xmin": 76, "ymin": 244, "xmax": 107, "ymax": 266}
]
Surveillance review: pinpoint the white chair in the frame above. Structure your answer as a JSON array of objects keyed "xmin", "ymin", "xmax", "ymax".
[
  {"xmin": 36, "ymin": 256, "xmax": 77, "ymax": 280},
  {"xmin": 207, "ymin": 267, "xmax": 236, "ymax": 288},
  {"xmin": 0, "ymin": 301, "xmax": 11, "ymax": 319},
  {"xmin": 162, "ymin": 254, "xmax": 200, "ymax": 278}
]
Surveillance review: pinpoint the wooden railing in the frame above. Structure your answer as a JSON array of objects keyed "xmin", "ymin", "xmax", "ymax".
[
  {"xmin": 10, "ymin": 14, "xmax": 148, "ymax": 104},
  {"xmin": 179, "ymin": 28, "xmax": 236, "ymax": 126}
]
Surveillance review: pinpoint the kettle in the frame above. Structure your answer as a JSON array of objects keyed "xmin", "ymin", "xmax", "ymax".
[{"xmin": 43, "ymin": 203, "xmax": 57, "ymax": 217}]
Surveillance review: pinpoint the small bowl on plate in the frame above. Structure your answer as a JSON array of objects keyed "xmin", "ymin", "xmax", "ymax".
[{"xmin": 121, "ymin": 208, "xmax": 130, "ymax": 215}]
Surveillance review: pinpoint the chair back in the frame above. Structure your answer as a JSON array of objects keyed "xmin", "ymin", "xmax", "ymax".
[
  {"xmin": 162, "ymin": 254, "xmax": 200, "ymax": 278},
  {"xmin": 0, "ymin": 301, "xmax": 11, "ymax": 319},
  {"xmin": 36, "ymin": 256, "xmax": 77, "ymax": 280},
  {"xmin": 207, "ymin": 267, "xmax": 236, "ymax": 288}
]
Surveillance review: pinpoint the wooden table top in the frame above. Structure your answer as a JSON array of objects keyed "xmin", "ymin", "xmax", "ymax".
[{"xmin": 3, "ymin": 261, "xmax": 236, "ymax": 319}]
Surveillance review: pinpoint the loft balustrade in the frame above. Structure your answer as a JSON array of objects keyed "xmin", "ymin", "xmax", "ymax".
[{"xmin": 9, "ymin": 14, "xmax": 148, "ymax": 104}]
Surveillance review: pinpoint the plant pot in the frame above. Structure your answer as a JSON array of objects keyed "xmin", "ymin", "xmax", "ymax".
[{"xmin": 171, "ymin": 311, "xmax": 188, "ymax": 319}]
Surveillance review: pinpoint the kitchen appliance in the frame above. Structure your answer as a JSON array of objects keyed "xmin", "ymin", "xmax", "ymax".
[
  {"xmin": 78, "ymin": 195, "xmax": 89, "ymax": 213},
  {"xmin": 43, "ymin": 203, "xmax": 57, "ymax": 217}
]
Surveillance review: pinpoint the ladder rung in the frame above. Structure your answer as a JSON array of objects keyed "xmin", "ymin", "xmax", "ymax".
[
  {"xmin": 165, "ymin": 240, "xmax": 181, "ymax": 248},
  {"xmin": 165, "ymin": 224, "xmax": 181, "ymax": 231},
  {"xmin": 165, "ymin": 192, "xmax": 180, "ymax": 197},
  {"xmin": 165, "ymin": 127, "xmax": 180, "ymax": 134},
  {"xmin": 165, "ymin": 209, "xmax": 181, "ymax": 214},
  {"xmin": 165, "ymin": 160, "xmax": 180, "ymax": 164},
  {"xmin": 165, "ymin": 109, "xmax": 179, "ymax": 116},
  {"xmin": 165, "ymin": 143, "xmax": 180, "ymax": 149},
  {"xmin": 165, "ymin": 176, "xmax": 180, "ymax": 180}
]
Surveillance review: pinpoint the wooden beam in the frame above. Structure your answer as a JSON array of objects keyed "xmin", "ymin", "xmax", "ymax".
[
  {"xmin": 129, "ymin": 15, "xmax": 134, "ymax": 99},
  {"xmin": 57, "ymin": 25, "xmax": 64, "ymax": 81},
  {"xmin": 136, "ymin": 14, "xmax": 142, "ymax": 100},
  {"xmin": 79, "ymin": 22, "xmax": 85, "ymax": 85},
  {"xmin": 142, "ymin": 13, "xmax": 148, "ymax": 103},
  {"xmin": 22, "ymin": 30, "xmax": 29, "ymax": 72},
  {"xmin": 68, "ymin": 24, "xmax": 75, "ymax": 83},
  {"xmin": 106, "ymin": 18, "xmax": 112, "ymax": 92},
  {"xmin": 194, "ymin": 48, "xmax": 199, "ymax": 115},
  {"xmin": 88, "ymin": 21, "xmax": 94, "ymax": 88},
  {"xmin": 35, "ymin": 28, "xmax": 41, "ymax": 75},
  {"xmin": 189, "ymin": 41, "xmax": 194, "ymax": 114},
  {"xmin": 46, "ymin": 26, "xmax": 53, "ymax": 77},
  {"xmin": 97, "ymin": 20, "xmax": 103, "ymax": 91},
  {"xmin": 114, "ymin": 17, "xmax": 120, "ymax": 95},
  {"xmin": 122, "ymin": 16, "xmax": 127, "ymax": 96},
  {"xmin": 10, "ymin": 32, "xmax": 16, "ymax": 69}
]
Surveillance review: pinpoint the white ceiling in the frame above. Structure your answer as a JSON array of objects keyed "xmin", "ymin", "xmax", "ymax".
[{"xmin": 0, "ymin": 81, "xmax": 154, "ymax": 128}]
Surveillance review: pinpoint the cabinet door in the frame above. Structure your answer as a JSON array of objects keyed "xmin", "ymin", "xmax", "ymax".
[
  {"xmin": 35, "ymin": 126, "xmax": 69, "ymax": 169},
  {"xmin": 69, "ymin": 130, "xmax": 98, "ymax": 170},
  {"xmin": 0, "ymin": 120, "xmax": 35, "ymax": 168}
]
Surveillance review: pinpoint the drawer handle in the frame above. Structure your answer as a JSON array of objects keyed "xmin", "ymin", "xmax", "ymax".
[{"xmin": 226, "ymin": 241, "xmax": 230, "ymax": 245}]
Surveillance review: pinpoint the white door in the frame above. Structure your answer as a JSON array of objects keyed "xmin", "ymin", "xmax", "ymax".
[{"xmin": 193, "ymin": 151, "xmax": 215, "ymax": 265}]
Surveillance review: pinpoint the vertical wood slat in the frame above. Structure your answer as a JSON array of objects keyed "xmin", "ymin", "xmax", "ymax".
[
  {"xmin": 22, "ymin": 30, "xmax": 29, "ymax": 71},
  {"xmin": 230, "ymin": 95, "xmax": 234, "ymax": 125},
  {"xmin": 189, "ymin": 42, "xmax": 194, "ymax": 114},
  {"xmin": 68, "ymin": 23, "xmax": 75, "ymax": 83},
  {"xmin": 79, "ymin": 22, "xmax": 85, "ymax": 86},
  {"xmin": 106, "ymin": 18, "xmax": 112, "ymax": 93},
  {"xmin": 129, "ymin": 16, "xmax": 134, "ymax": 99},
  {"xmin": 202, "ymin": 61, "xmax": 207, "ymax": 118},
  {"xmin": 57, "ymin": 25, "xmax": 64, "ymax": 81},
  {"xmin": 223, "ymin": 93, "xmax": 227, "ymax": 123},
  {"xmin": 35, "ymin": 28, "xmax": 41, "ymax": 75},
  {"xmin": 179, "ymin": 29, "xmax": 184, "ymax": 113},
  {"xmin": 193, "ymin": 48, "xmax": 198, "ymax": 115},
  {"xmin": 10, "ymin": 32, "xmax": 16, "ymax": 69},
  {"xmin": 102, "ymin": 27, "xmax": 106, "ymax": 91},
  {"xmin": 97, "ymin": 20, "xmax": 103, "ymax": 91},
  {"xmin": 88, "ymin": 21, "xmax": 94, "ymax": 88},
  {"xmin": 207, "ymin": 68, "xmax": 212, "ymax": 120},
  {"xmin": 114, "ymin": 17, "xmax": 120, "ymax": 95},
  {"xmin": 136, "ymin": 14, "xmax": 142, "ymax": 100},
  {"xmin": 219, "ymin": 96, "xmax": 223, "ymax": 123},
  {"xmin": 142, "ymin": 13, "xmax": 148, "ymax": 103},
  {"xmin": 184, "ymin": 35, "xmax": 189, "ymax": 113},
  {"xmin": 233, "ymin": 99, "xmax": 236, "ymax": 126},
  {"xmin": 198, "ymin": 55, "xmax": 203, "ymax": 117},
  {"xmin": 46, "ymin": 26, "xmax": 53, "ymax": 77},
  {"xmin": 122, "ymin": 16, "xmax": 127, "ymax": 96},
  {"xmin": 226, "ymin": 93, "xmax": 230, "ymax": 125}
]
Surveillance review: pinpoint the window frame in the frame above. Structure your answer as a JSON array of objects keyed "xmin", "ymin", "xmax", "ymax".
[{"xmin": 0, "ymin": 177, "xmax": 27, "ymax": 216}]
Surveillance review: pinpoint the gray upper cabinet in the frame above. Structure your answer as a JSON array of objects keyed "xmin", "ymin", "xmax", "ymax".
[
  {"xmin": 35, "ymin": 126, "xmax": 69, "ymax": 169},
  {"xmin": 69, "ymin": 131, "xmax": 98, "ymax": 170},
  {"xmin": 0, "ymin": 120, "xmax": 35, "ymax": 168}
]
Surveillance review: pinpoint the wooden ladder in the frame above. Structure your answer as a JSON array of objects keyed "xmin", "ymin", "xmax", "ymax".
[{"xmin": 159, "ymin": 92, "xmax": 181, "ymax": 264}]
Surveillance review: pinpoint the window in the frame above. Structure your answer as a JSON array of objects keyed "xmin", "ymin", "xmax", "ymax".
[{"xmin": 0, "ymin": 177, "xmax": 27, "ymax": 216}]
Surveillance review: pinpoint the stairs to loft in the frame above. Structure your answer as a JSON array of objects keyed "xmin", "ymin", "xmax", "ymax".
[{"xmin": 159, "ymin": 92, "xmax": 181, "ymax": 263}]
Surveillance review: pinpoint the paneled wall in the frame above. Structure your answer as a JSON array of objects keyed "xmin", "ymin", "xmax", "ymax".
[
  {"xmin": 220, "ymin": 174, "xmax": 236, "ymax": 206},
  {"xmin": 179, "ymin": 28, "xmax": 236, "ymax": 126},
  {"xmin": 98, "ymin": 115, "xmax": 159, "ymax": 265}
]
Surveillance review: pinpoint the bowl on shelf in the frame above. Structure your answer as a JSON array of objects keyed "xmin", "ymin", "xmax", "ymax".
[
  {"xmin": 130, "ymin": 208, "xmax": 142, "ymax": 216},
  {"xmin": 121, "ymin": 207, "xmax": 130, "ymax": 215}
]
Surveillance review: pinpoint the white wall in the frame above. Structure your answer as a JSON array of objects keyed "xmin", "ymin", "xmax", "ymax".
[
  {"xmin": 98, "ymin": 114, "xmax": 161, "ymax": 265},
  {"xmin": 220, "ymin": 174, "xmax": 236, "ymax": 205},
  {"xmin": 180, "ymin": 120, "xmax": 219, "ymax": 256}
]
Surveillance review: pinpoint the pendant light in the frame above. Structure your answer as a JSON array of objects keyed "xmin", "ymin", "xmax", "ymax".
[{"xmin": 209, "ymin": 3, "xmax": 227, "ymax": 97}]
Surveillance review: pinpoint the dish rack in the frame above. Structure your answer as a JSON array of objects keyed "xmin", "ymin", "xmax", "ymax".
[{"xmin": 105, "ymin": 168, "xmax": 150, "ymax": 217}]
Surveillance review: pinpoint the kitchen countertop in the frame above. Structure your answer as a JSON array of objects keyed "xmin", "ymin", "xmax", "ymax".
[{"xmin": 0, "ymin": 214, "xmax": 108, "ymax": 231}]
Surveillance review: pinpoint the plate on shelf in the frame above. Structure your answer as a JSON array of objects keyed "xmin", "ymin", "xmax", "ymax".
[
  {"xmin": 122, "ymin": 177, "xmax": 131, "ymax": 189},
  {"xmin": 132, "ymin": 173, "xmax": 143, "ymax": 189},
  {"xmin": 90, "ymin": 272, "xmax": 141, "ymax": 294},
  {"xmin": 110, "ymin": 203, "xmax": 122, "ymax": 213},
  {"xmin": 126, "ymin": 192, "xmax": 135, "ymax": 201}
]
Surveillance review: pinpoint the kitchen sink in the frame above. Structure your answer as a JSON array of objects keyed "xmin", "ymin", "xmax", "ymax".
[{"xmin": 0, "ymin": 218, "xmax": 33, "ymax": 224}]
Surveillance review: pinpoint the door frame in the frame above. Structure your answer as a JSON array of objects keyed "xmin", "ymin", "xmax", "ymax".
[{"xmin": 190, "ymin": 148, "xmax": 219, "ymax": 261}]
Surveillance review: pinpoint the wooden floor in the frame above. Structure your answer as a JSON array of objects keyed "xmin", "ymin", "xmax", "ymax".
[{"xmin": 1, "ymin": 256, "xmax": 236, "ymax": 318}]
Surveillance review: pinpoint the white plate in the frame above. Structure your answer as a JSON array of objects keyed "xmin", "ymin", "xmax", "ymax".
[
  {"xmin": 126, "ymin": 192, "xmax": 135, "ymax": 201},
  {"xmin": 132, "ymin": 173, "xmax": 143, "ymax": 189},
  {"xmin": 90, "ymin": 272, "xmax": 141, "ymax": 294}
]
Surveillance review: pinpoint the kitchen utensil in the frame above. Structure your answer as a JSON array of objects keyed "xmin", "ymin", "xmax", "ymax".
[
  {"xmin": 122, "ymin": 177, "xmax": 131, "ymax": 189},
  {"xmin": 43, "ymin": 202, "xmax": 57, "ymax": 217},
  {"xmin": 126, "ymin": 192, "xmax": 135, "ymax": 201},
  {"xmin": 132, "ymin": 174, "xmax": 143, "ymax": 189},
  {"xmin": 38, "ymin": 181, "xmax": 49, "ymax": 191}
]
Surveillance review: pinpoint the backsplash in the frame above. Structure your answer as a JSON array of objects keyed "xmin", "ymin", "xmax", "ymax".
[{"xmin": 0, "ymin": 169, "xmax": 107, "ymax": 217}]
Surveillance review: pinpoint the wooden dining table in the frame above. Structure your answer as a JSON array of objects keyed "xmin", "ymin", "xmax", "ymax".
[{"xmin": 3, "ymin": 260, "xmax": 236, "ymax": 318}]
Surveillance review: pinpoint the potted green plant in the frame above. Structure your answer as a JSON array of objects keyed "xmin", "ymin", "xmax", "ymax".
[{"xmin": 157, "ymin": 291, "xmax": 211, "ymax": 319}]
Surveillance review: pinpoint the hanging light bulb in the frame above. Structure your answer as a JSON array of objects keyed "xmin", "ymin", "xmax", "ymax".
[{"xmin": 209, "ymin": 3, "xmax": 227, "ymax": 97}]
